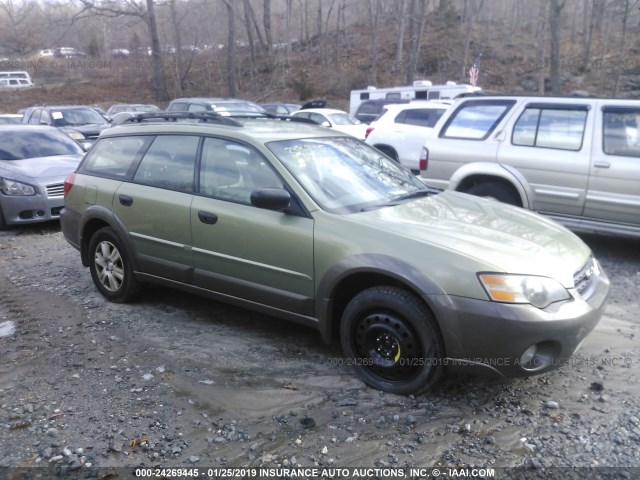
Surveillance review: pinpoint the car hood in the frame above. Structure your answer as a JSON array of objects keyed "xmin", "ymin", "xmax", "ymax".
[
  {"xmin": 0, "ymin": 155, "xmax": 82, "ymax": 179},
  {"xmin": 354, "ymin": 191, "xmax": 590, "ymax": 287}
]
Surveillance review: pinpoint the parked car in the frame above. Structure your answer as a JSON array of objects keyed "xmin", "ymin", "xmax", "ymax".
[
  {"xmin": 365, "ymin": 100, "xmax": 452, "ymax": 173},
  {"xmin": 0, "ymin": 125, "xmax": 84, "ymax": 228},
  {"xmin": 111, "ymin": 48, "xmax": 130, "ymax": 57},
  {"xmin": 107, "ymin": 103, "xmax": 161, "ymax": 117},
  {"xmin": 0, "ymin": 114, "xmax": 23, "ymax": 124},
  {"xmin": 21, "ymin": 105, "xmax": 111, "ymax": 149},
  {"xmin": 353, "ymin": 99, "xmax": 410, "ymax": 124},
  {"xmin": 166, "ymin": 97, "xmax": 267, "ymax": 117},
  {"xmin": 54, "ymin": 47, "xmax": 86, "ymax": 58},
  {"xmin": 260, "ymin": 102, "xmax": 302, "ymax": 116},
  {"xmin": 291, "ymin": 108, "xmax": 368, "ymax": 140},
  {"xmin": 38, "ymin": 49, "xmax": 54, "ymax": 57},
  {"xmin": 61, "ymin": 112, "xmax": 609, "ymax": 395},
  {"xmin": 420, "ymin": 95, "xmax": 640, "ymax": 238}
]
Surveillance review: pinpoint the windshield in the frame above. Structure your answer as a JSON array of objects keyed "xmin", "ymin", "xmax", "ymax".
[
  {"xmin": 51, "ymin": 108, "xmax": 108, "ymax": 127},
  {"xmin": 267, "ymin": 137, "xmax": 428, "ymax": 213},
  {"xmin": 212, "ymin": 102, "xmax": 266, "ymax": 116},
  {"xmin": 0, "ymin": 130, "xmax": 84, "ymax": 160}
]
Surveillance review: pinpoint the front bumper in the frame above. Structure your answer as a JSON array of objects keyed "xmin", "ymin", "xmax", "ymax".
[
  {"xmin": 427, "ymin": 265, "xmax": 610, "ymax": 377},
  {"xmin": 1, "ymin": 193, "xmax": 65, "ymax": 225}
]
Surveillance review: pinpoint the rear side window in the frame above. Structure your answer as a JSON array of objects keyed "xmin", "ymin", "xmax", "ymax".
[
  {"xmin": 602, "ymin": 107, "xmax": 640, "ymax": 157},
  {"xmin": 134, "ymin": 135, "xmax": 199, "ymax": 193},
  {"xmin": 80, "ymin": 136, "xmax": 148, "ymax": 179},
  {"xmin": 394, "ymin": 108, "xmax": 445, "ymax": 127},
  {"xmin": 512, "ymin": 106, "xmax": 587, "ymax": 151},
  {"xmin": 441, "ymin": 100, "xmax": 515, "ymax": 140}
]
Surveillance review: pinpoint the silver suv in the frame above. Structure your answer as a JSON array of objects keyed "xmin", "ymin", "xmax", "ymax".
[{"xmin": 420, "ymin": 96, "xmax": 640, "ymax": 238}]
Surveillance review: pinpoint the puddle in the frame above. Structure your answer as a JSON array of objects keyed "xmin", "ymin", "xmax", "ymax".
[{"xmin": 0, "ymin": 320, "xmax": 16, "ymax": 337}]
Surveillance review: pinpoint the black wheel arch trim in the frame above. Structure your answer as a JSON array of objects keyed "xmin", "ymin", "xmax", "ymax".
[
  {"xmin": 78, "ymin": 206, "xmax": 140, "ymax": 273},
  {"xmin": 315, "ymin": 253, "xmax": 448, "ymax": 343}
]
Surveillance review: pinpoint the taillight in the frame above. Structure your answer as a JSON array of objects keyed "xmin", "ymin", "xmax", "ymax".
[
  {"xmin": 365, "ymin": 127, "xmax": 374, "ymax": 139},
  {"xmin": 419, "ymin": 146, "xmax": 428, "ymax": 171},
  {"xmin": 63, "ymin": 173, "xmax": 76, "ymax": 197}
]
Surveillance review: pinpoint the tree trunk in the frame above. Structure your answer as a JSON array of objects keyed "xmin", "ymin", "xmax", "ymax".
[
  {"xmin": 549, "ymin": 0, "xmax": 565, "ymax": 95},
  {"xmin": 367, "ymin": 0, "xmax": 381, "ymax": 84},
  {"xmin": 286, "ymin": 0, "xmax": 293, "ymax": 64},
  {"xmin": 263, "ymin": 0, "xmax": 272, "ymax": 51},
  {"xmin": 243, "ymin": 0, "xmax": 256, "ymax": 76},
  {"xmin": 222, "ymin": 0, "xmax": 236, "ymax": 97},
  {"xmin": 395, "ymin": 0, "xmax": 408, "ymax": 71},
  {"xmin": 146, "ymin": 0, "xmax": 168, "ymax": 101},
  {"xmin": 170, "ymin": 0, "xmax": 184, "ymax": 95}
]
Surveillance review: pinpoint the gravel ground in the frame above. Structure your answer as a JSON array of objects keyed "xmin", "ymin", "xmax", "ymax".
[{"xmin": 0, "ymin": 223, "xmax": 638, "ymax": 480}]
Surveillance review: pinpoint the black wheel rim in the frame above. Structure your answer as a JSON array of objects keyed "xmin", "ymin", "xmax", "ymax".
[{"xmin": 352, "ymin": 312, "xmax": 428, "ymax": 383}]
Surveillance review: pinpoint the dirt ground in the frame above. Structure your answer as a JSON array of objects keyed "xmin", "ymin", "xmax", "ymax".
[{"xmin": 0, "ymin": 223, "xmax": 638, "ymax": 479}]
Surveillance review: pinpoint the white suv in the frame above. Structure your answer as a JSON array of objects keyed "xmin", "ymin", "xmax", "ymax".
[{"xmin": 365, "ymin": 100, "xmax": 452, "ymax": 173}]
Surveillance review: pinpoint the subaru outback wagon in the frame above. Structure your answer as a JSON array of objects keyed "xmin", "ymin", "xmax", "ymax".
[{"xmin": 61, "ymin": 112, "xmax": 610, "ymax": 395}]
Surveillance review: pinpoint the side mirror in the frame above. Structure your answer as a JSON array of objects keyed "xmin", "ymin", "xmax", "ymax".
[
  {"xmin": 321, "ymin": 121, "xmax": 331, "ymax": 128},
  {"xmin": 250, "ymin": 187, "xmax": 291, "ymax": 211}
]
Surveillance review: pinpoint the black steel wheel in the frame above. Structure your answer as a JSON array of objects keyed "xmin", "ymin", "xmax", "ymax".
[
  {"xmin": 340, "ymin": 286, "xmax": 444, "ymax": 395},
  {"xmin": 88, "ymin": 227, "xmax": 141, "ymax": 302}
]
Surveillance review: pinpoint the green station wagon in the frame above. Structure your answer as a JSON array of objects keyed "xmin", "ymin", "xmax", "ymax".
[{"xmin": 61, "ymin": 112, "xmax": 610, "ymax": 395}]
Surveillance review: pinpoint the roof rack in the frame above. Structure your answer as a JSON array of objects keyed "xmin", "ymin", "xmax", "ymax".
[
  {"xmin": 122, "ymin": 111, "xmax": 243, "ymax": 127},
  {"xmin": 262, "ymin": 114, "xmax": 320, "ymax": 125}
]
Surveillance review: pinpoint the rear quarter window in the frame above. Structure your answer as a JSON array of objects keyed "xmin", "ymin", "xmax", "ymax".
[
  {"xmin": 512, "ymin": 106, "xmax": 587, "ymax": 151},
  {"xmin": 79, "ymin": 136, "xmax": 148, "ymax": 179}
]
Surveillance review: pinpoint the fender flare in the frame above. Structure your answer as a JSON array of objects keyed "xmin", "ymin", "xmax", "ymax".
[
  {"xmin": 448, "ymin": 162, "xmax": 532, "ymax": 209},
  {"xmin": 78, "ymin": 206, "xmax": 140, "ymax": 272},
  {"xmin": 315, "ymin": 253, "xmax": 448, "ymax": 343}
]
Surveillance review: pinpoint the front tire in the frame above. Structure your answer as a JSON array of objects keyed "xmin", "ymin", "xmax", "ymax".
[
  {"xmin": 88, "ymin": 227, "xmax": 141, "ymax": 302},
  {"xmin": 340, "ymin": 286, "xmax": 444, "ymax": 395}
]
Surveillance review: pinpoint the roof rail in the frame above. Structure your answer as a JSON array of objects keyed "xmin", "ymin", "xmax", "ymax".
[
  {"xmin": 122, "ymin": 111, "xmax": 243, "ymax": 127},
  {"xmin": 263, "ymin": 114, "xmax": 321, "ymax": 125}
]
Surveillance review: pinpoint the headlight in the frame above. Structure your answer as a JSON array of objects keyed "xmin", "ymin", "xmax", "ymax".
[
  {"xmin": 66, "ymin": 131, "xmax": 86, "ymax": 141},
  {"xmin": 478, "ymin": 273, "xmax": 570, "ymax": 309},
  {"xmin": 0, "ymin": 178, "xmax": 36, "ymax": 196}
]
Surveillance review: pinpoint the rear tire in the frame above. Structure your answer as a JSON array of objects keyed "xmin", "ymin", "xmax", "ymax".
[
  {"xmin": 465, "ymin": 181, "xmax": 520, "ymax": 206},
  {"xmin": 0, "ymin": 206, "xmax": 7, "ymax": 230},
  {"xmin": 340, "ymin": 286, "xmax": 444, "ymax": 395},
  {"xmin": 88, "ymin": 227, "xmax": 141, "ymax": 302}
]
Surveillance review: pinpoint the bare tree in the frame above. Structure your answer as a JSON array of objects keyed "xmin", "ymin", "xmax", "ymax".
[
  {"xmin": 405, "ymin": 0, "xmax": 428, "ymax": 84},
  {"xmin": 395, "ymin": 0, "xmax": 408, "ymax": 71},
  {"xmin": 461, "ymin": 0, "xmax": 485, "ymax": 82},
  {"xmin": 285, "ymin": 0, "xmax": 293, "ymax": 63},
  {"xmin": 614, "ymin": 0, "xmax": 640, "ymax": 94},
  {"xmin": 221, "ymin": 0, "xmax": 236, "ymax": 97},
  {"xmin": 549, "ymin": 0, "xmax": 566, "ymax": 94},
  {"xmin": 263, "ymin": 0, "xmax": 273, "ymax": 51},
  {"xmin": 367, "ymin": 0, "xmax": 382, "ymax": 84}
]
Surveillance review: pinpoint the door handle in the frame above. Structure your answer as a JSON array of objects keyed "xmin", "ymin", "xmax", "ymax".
[
  {"xmin": 198, "ymin": 210, "xmax": 218, "ymax": 225},
  {"xmin": 119, "ymin": 194, "xmax": 133, "ymax": 206},
  {"xmin": 593, "ymin": 161, "xmax": 611, "ymax": 169}
]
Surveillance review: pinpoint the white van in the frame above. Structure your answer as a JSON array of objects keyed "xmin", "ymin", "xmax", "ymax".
[
  {"xmin": 349, "ymin": 80, "xmax": 480, "ymax": 116},
  {"xmin": 0, "ymin": 71, "xmax": 33, "ymax": 88}
]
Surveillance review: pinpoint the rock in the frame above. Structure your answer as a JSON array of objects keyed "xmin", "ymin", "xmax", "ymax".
[
  {"xmin": 336, "ymin": 399, "xmax": 357, "ymax": 407},
  {"xmin": 590, "ymin": 381, "xmax": 604, "ymax": 392},
  {"xmin": 545, "ymin": 401, "xmax": 559, "ymax": 409}
]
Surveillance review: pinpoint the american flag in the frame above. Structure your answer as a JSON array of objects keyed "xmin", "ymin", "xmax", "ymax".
[{"xmin": 469, "ymin": 54, "xmax": 481, "ymax": 87}]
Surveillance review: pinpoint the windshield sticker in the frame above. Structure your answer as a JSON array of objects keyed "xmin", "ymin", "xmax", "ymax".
[{"xmin": 52, "ymin": 112, "xmax": 64, "ymax": 119}]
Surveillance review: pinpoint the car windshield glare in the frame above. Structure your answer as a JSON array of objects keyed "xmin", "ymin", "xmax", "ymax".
[
  {"xmin": 328, "ymin": 113, "xmax": 361, "ymax": 125},
  {"xmin": 0, "ymin": 130, "xmax": 84, "ymax": 160},
  {"xmin": 52, "ymin": 108, "xmax": 108, "ymax": 127},
  {"xmin": 268, "ymin": 137, "xmax": 428, "ymax": 213}
]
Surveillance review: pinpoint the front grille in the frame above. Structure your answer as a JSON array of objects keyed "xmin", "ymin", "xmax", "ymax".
[
  {"xmin": 46, "ymin": 183, "xmax": 64, "ymax": 198},
  {"xmin": 574, "ymin": 256, "xmax": 597, "ymax": 298}
]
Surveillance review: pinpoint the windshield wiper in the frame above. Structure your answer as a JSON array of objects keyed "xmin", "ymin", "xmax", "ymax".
[
  {"xmin": 360, "ymin": 189, "xmax": 435, "ymax": 212},
  {"xmin": 390, "ymin": 189, "xmax": 434, "ymax": 203}
]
